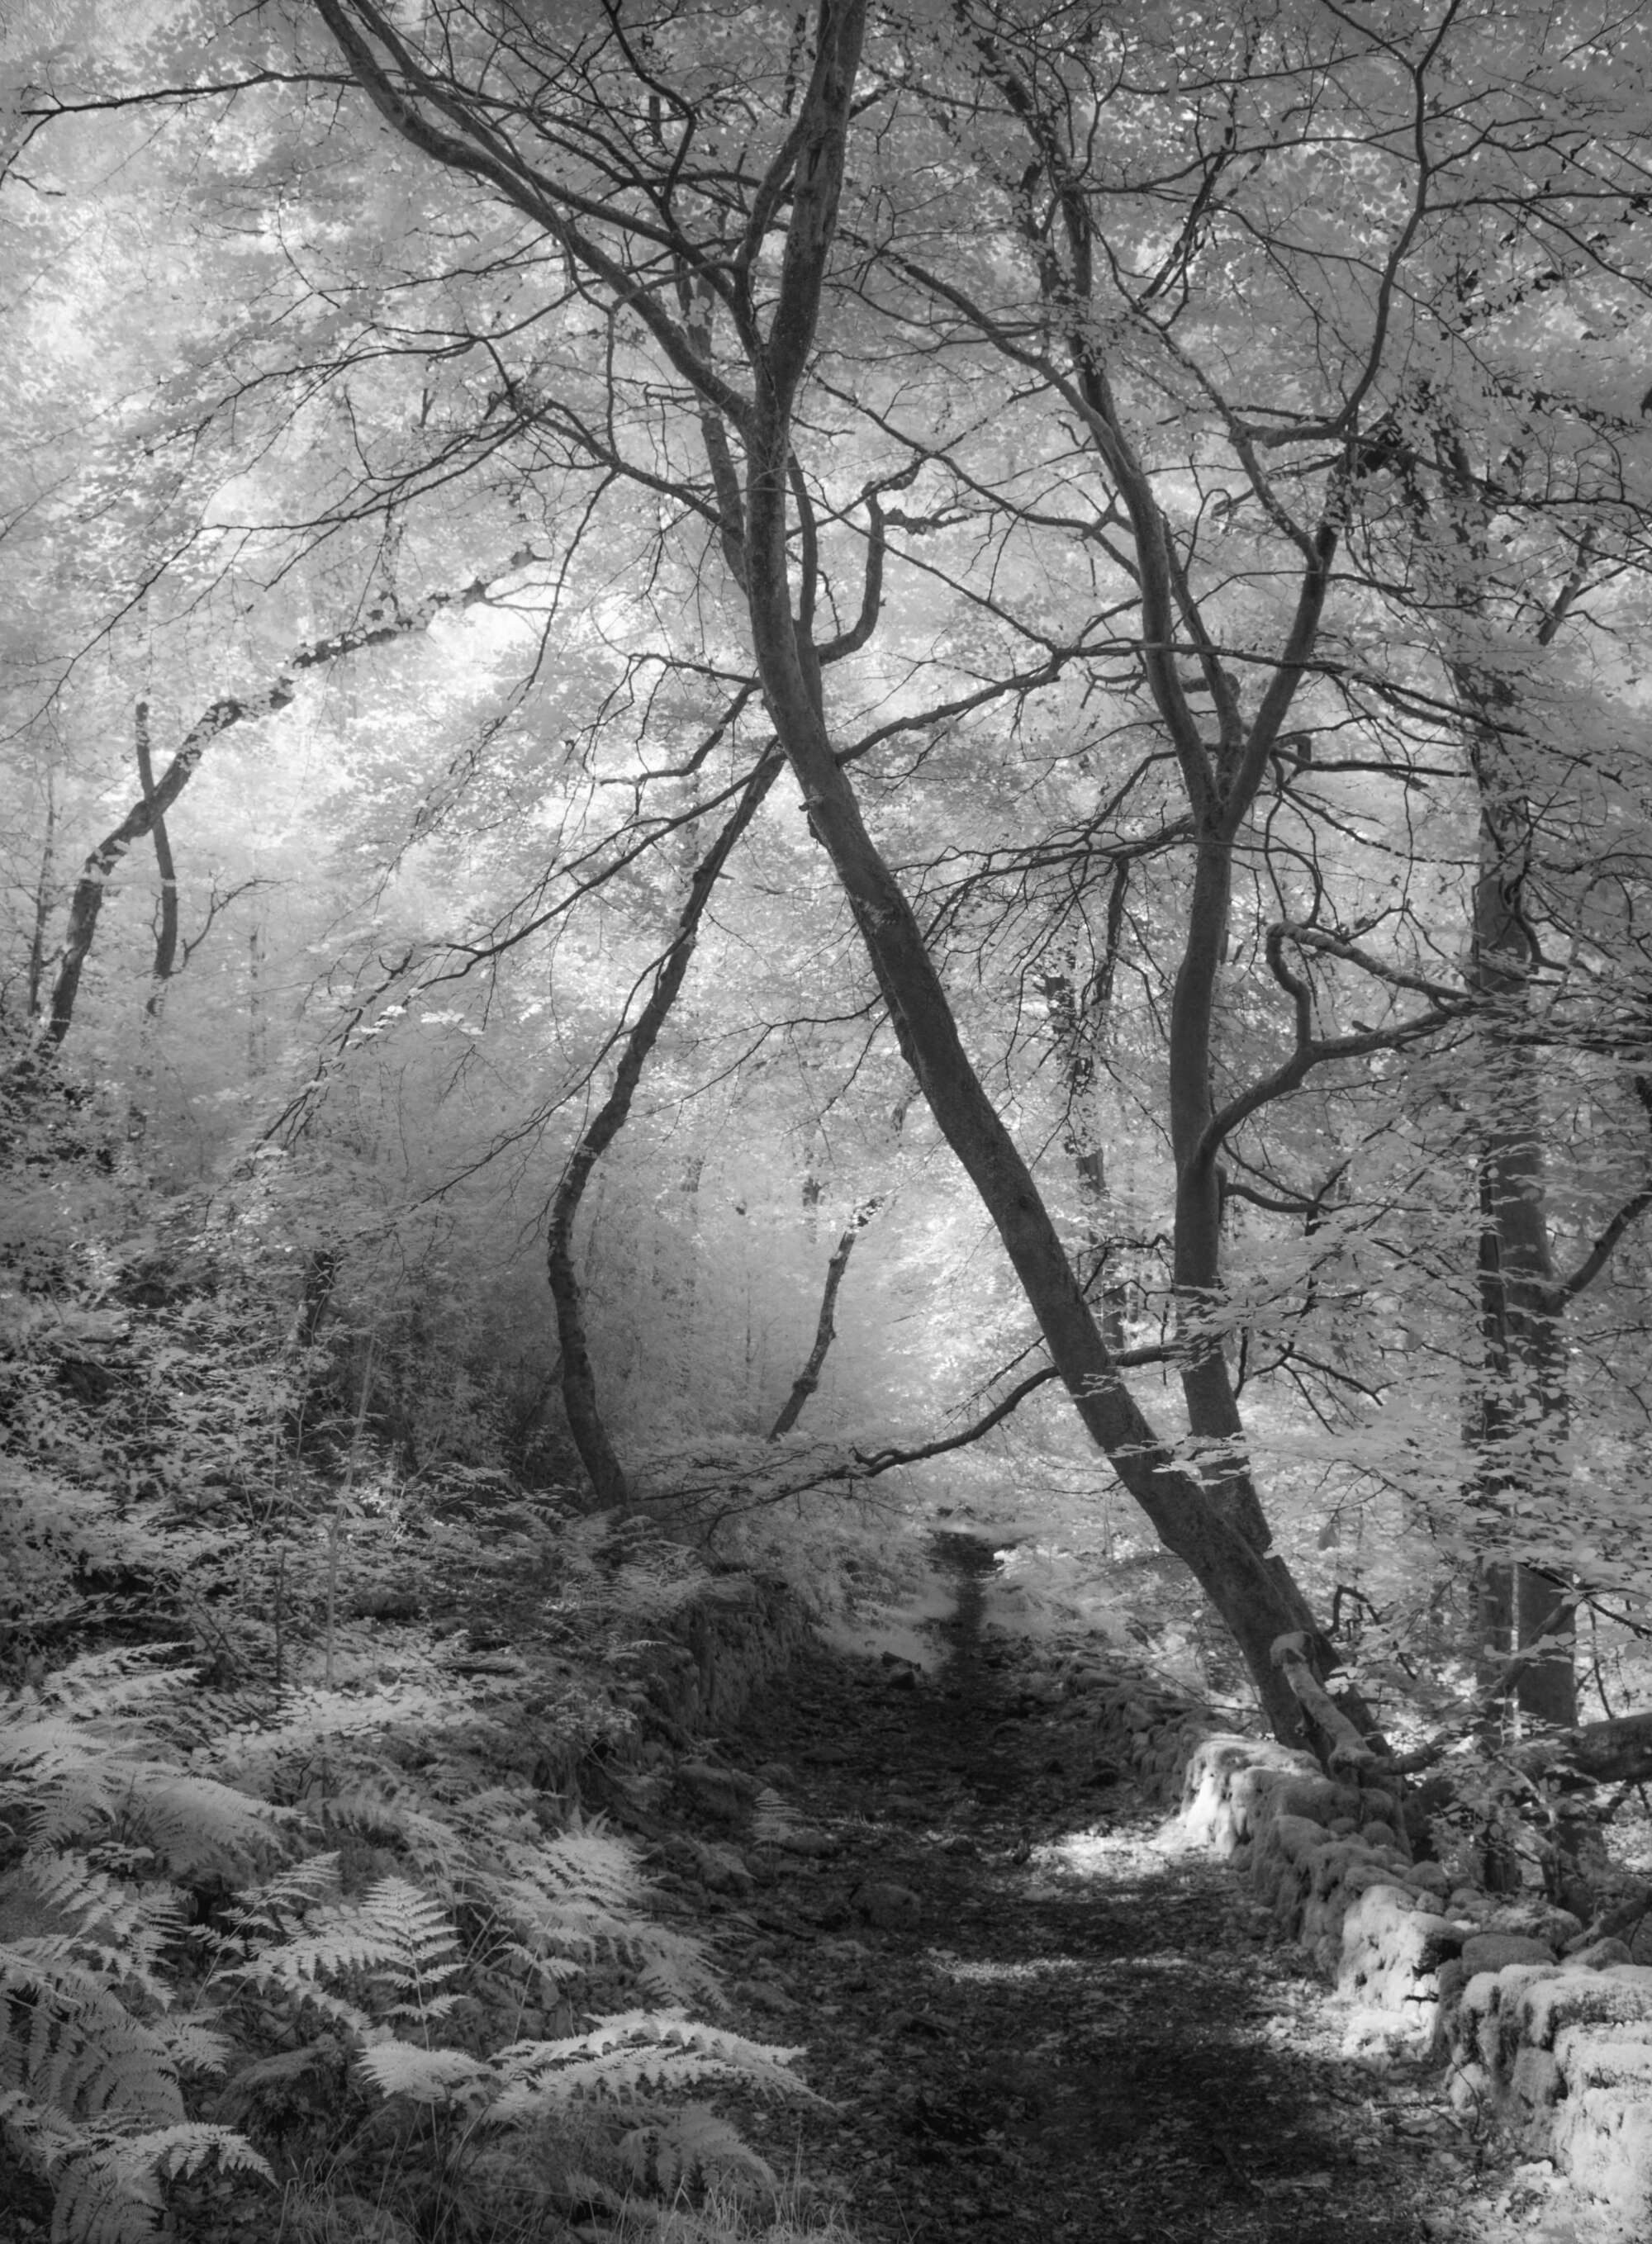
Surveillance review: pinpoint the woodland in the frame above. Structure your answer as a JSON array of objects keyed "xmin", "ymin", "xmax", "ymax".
[{"xmin": 5, "ymin": 0, "xmax": 1652, "ymax": 2236}]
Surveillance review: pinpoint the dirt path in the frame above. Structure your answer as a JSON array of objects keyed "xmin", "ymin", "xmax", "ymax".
[{"xmin": 667, "ymin": 1543, "xmax": 1540, "ymax": 2243}]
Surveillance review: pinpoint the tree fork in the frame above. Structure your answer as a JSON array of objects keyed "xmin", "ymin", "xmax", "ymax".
[{"xmin": 729, "ymin": 3, "xmax": 1360, "ymax": 1753}]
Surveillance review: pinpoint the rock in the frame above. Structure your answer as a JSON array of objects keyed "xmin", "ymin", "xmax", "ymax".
[
  {"xmin": 676, "ymin": 1761, "xmax": 754, "ymax": 1822},
  {"xmin": 853, "ymin": 1880, "xmax": 923, "ymax": 1930},
  {"xmin": 734, "ymin": 1977, "xmax": 797, "ymax": 2015},
  {"xmin": 691, "ymin": 1839, "xmax": 756, "ymax": 1894},
  {"xmin": 1461, "ymin": 1933, "xmax": 1557, "ymax": 1974},
  {"xmin": 1566, "ymin": 1938, "xmax": 1635, "ymax": 1971},
  {"xmin": 776, "ymin": 1826, "xmax": 838, "ymax": 1857},
  {"xmin": 1487, "ymin": 1905, "xmax": 1583, "ymax": 1949}
]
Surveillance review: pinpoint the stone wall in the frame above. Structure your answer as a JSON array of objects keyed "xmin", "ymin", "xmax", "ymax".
[{"xmin": 1056, "ymin": 1650, "xmax": 1652, "ymax": 2240}]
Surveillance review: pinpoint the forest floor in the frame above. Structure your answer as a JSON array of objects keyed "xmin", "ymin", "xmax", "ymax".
[{"xmin": 638, "ymin": 1540, "xmax": 1589, "ymax": 2244}]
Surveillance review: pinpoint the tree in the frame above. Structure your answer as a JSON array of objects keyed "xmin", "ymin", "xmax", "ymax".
[{"xmin": 10, "ymin": 0, "xmax": 1652, "ymax": 1777}]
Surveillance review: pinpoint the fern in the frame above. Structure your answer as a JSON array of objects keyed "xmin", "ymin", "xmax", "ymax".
[
  {"xmin": 355, "ymin": 2042, "xmax": 491, "ymax": 2107},
  {"xmin": 615, "ymin": 2103, "xmax": 778, "ymax": 2197},
  {"xmin": 1, "ymin": 1852, "xmax": 185, "ymax": 2008},
  {"xmin": 486, "ymin": 2013, "xmax": 810, "ymax": 2124},
  {"xmin": 484, "ymin": 1824, "xmax": 720, "ymax": 2010},
  {"xmin": 44, "ymin": 2122, "xmax": 273, "ymax": 2244},
  {"xmin": 0, "ymin": 1941, "xmax": 186, "ymax": 2128},
  {"xmin": 0, "ymin": 1711, "xmax": 292, "ymax": 1869},
  {"xmin": 226, "ymin": 1876, "xmax": 462, "ymax": 2031}
]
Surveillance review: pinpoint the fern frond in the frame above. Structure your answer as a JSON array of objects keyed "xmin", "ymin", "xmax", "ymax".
[
  {"xmin": 357, "ymin": 2042, "xmax": 491, "ymax": 2106},
  {"xmin": 2, "ymin": 1852, "xmax": 184, "ymax": 2003},
  {"xmin": 126, "ymin": 1774, "xmax": 292, "ymax": 1877},
  {"xmin": 221, "ymin": 1853, "xmax": 342, "ymax": 1949},
  {"xmin": 615, "ymin": 2102, "xmax": 777, "ymax": 2197},
  {"xmin": 486, "ymin": 2013, "xmax": 809, "ymax": 2123},
  {"xmin": 31, "ymin": 1647, "xmax": 195, "ymax": 1728},
  {"xmin": 228, "ymin": 1876, "xmax": 461, "ymax": 2032},
  {"xmin": 50, "ymin": 2122, "xmax": 272, "ymax": 2244},
  {"xmin": 314, "ymin": 1781, "xmax": 463, "ymax": 1875},
  {"xmin": 529, "ymin": 1827, "xmax": 648, "ymax": 1916},
  {"xmin": 751, "ymin": 1788, "xmax": 801, "ymax": 1844},
  {"xmin": 0, "ymin": 1724, "xmax": 292, "ymax": 1867},
  {"xmin": 631, "ymin": 1929, "xmax": 722, "ymax": 2010},
  {"xmin": 0, "ymin": 1942, "xmax": 185, "ymax": 2128}
]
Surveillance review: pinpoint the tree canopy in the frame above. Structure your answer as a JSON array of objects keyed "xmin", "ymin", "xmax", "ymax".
[{"xmin": 8, "ymin": 0, "xmax": 1652, "ymax": 1762}]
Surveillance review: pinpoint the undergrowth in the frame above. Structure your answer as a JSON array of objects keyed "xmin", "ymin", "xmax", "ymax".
[{"xmin": 0, "ymin": 1080, "xmax": 831, "ymax": 2244}]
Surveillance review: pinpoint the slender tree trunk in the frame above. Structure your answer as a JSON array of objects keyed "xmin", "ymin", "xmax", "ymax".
[
  {"xmin": 248, "ymin": 923, "xmax": 268, "ymax": 1079},
  {"xmin": 769, "ymin": 1193, "xmax": 884, "ymax": 1437},
  {"xmin": 25, "ymin": 772, "xmax": 57, "ymax": 1022},
  {"xmin": 1466, "ymin": 749, "xmax": 1576, "ymax": 1732},
  {"xmin": 1042, "ymin": 961, "xmax": 1127, "ymax": 1350},
  {"xmin": 546, "ymin": 758, "xmax": 781, "ymax": 1508},
  {"xmin": 40, "ymin": 562, "xmax": 529, "ymax": 1049},
  {"xmin": 126, "ymin": 703, "xmax": 180, "ymax": 1155}
]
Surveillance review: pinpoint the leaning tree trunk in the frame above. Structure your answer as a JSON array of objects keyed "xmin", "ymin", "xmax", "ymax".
[
  {"xmin": 545, "ymin": 757, "xmax": 780, "ymax": 1508},
  {"xmin": 313, "ymin": 0, "xmax": 1369, "ymax": 1756},
  {"xmin": 769, "ymin": 1193, "xmax": 885, "ymax": 1438},
  {"xmin": 125, "ymin": 702, "xmax": 181, "ymax": 1157},
  {"xmin": 724, "ymin": 0, "xmax": 1359, "ymax": 1752}
]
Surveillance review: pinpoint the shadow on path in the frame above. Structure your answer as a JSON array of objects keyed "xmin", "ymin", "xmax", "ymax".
[{"xmin": 692, "ymin": 1538, "xmax": 1498, "ymax": 2243}]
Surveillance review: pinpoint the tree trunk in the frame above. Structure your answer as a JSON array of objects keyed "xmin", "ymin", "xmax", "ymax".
[
  {"xmin": 315, "ymin": 0, "xmax": 1368, "ymax": 1753},
  {"xmin": 1468, "ymin": 758, "xmax": 1576, "ymax": 1732},
  {"xmin": 40, "ymin": 562, "xmax": 529, "ymax": 1049},
  {"xmin": 546, "ymin": 757, "xmax": 780, "ymax": 1509},
  {"xmin": 722, "ymin": 0, "xmax": 1355, "ymax": 1750},
  {"xmin": 1041, "ymin": 962, "xmax": 1127, "ymax": 1351},
  {"xmin": 25, "ymin": 771, "xmax": 56, "ymax": 1022},
  {"xmin": 769, "ymin": 1193, "xmax": 884, "ymax": 1437},
  {"xmin": 125, "ymin": 702, "xmax": 179, "ymax": 1155}
]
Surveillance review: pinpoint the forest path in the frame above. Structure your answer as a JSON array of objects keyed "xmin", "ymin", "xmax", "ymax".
[{"xmin": 670, "ymin": 1539, "xmax": 1564, "ymax": 2244}]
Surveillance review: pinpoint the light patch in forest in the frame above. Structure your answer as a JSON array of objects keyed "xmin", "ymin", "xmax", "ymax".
[{"xmin": 921, "ymin": 1951, "xmax": 1086, "ymax": 1985}]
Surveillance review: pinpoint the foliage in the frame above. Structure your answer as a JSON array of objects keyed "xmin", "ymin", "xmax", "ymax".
[
  {"xmin": 5, "ymin": 0, "xmax": 1652, "ymax": 2099},
  {"xmin": 0, "ymin": 1118, "xmax": 819, "ymax": 2241}
]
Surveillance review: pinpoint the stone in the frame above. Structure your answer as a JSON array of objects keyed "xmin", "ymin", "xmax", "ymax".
[
  {"xmin": 1460, "ymin": 1933, "xmax": 1556, "ymax": 1975},
  {"xmin": 1565, "ymin": 1937, "xmax": 1635, "ymax": 1971},
  {"xmin": 1551, "ymin": 2073, "xmax": 1652, "ymax": 2230},
  {"xmin": 1516, "ymin": 1970, "xmax": 1652, "ymax": 2051},
  {"xmin": 734, "ymin": 1977, "xmax": 797, "ymax": 2015},
  {"xmin": 776, "ymin": 1826, "xmax": 838, "ymax": 1857},
  {"xmin": 676, "ymin": 1761, "xmax": 755, "ymax": 1821},
  {"xmin": 1486, "ymin": 1905, "xmax": 1583, "ymax": 1949},
  {"xmin": 853, "ymin": 1880, "xmax": 923, "ymax": 1931},
  {"xmin": 691, "ymin": 1839, "xmax": 755, "ymax": 1894}
]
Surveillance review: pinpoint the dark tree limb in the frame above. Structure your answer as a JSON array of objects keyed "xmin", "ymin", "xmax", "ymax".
[
  {"xmin": 768, "ymin": 1193, "xmax": 885, "ymax": 1438},
  {"xmin": 548, "ymin": 754, "xmax": 783, "ymax": 1507},
  {"xmin": 42, "ymin": 558, "xmax": 533, "ymax": 1050}
]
